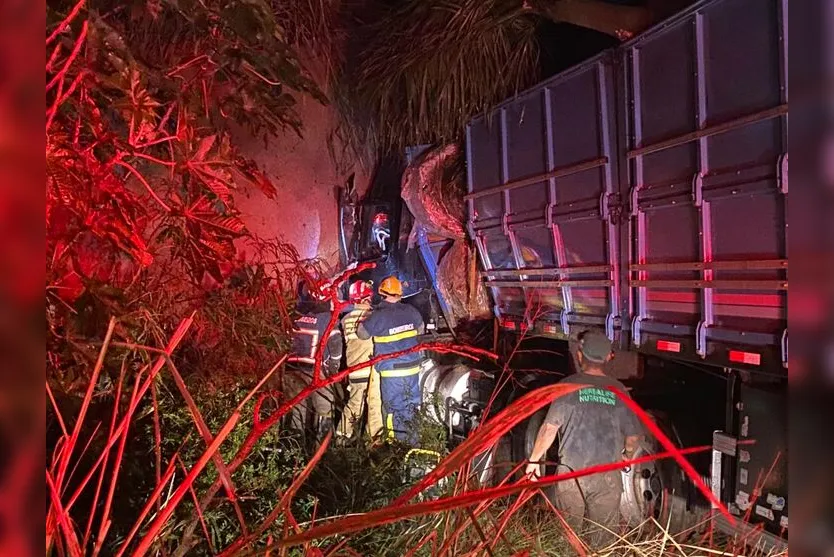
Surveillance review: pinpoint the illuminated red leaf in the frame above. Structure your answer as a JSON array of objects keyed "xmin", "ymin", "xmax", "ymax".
[
  {"xmin": 52, "ymin": 270, "xmax": 85, "ymax": 303},
  {"xmin": 194, "ymin": 134, "xmax": 217, "ymax": 162},
  {"xmin": 199, "ymin": 238, "xmax": 236, "ymax": 259},
  {"xmin": 202, "ymin": 216, "xmax": 247, "ymax": 236}
]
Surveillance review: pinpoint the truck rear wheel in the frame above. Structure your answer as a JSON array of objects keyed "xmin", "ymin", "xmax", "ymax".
[
  {"xmin": 629, "ymin": 411, "xmax": 705, "ymax": 538},
  {"xmin": 512, "ymin": 407, "xmax": 558, "ymax": 500}
]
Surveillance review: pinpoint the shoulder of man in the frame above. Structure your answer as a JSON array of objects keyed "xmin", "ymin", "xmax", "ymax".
[
  {"xmin": 409, "ymin": 303, "xmax": 423, "ymax": 320},
  {"xmin": 343, "ymin": 304, "xmax": 369, "ymax": 323},
  {"xmin": 608, "ymin": 377, "xmax": 630, "ymax": 395},
  {"xmin": 397, "ymin": 302, "xmax": 421, "ymax": 323},
  {"xmin": 359, "ymin": 305, "xmax": 386, "ymax": 333},
  {"xmin": 556, "ymin": 373, "xmax": 585, "ymax": 385},
  {"xmin": 313, "ymin": 312, "xmax": 337, "ymax": 332},
  {"xmin": 559, "ymin": 372, "xmax": 625, "ymax": 388},
  {"xmin": 313, "ymin": 311, "xmax": 333, "ymax": 322}
]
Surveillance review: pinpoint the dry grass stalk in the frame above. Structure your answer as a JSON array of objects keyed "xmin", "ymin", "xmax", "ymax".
[{"xmin": 46, "ymin": 268, "xmax": 785, "ymax": 557}]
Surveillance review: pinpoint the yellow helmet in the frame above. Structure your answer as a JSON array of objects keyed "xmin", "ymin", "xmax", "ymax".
[
  {"xmin": 521, "ymin": 246, "xmax": 541, "ymax": 266},
  {"xmin": 379, "ymin": 276, "xmax": 403, "ymax": 297}
]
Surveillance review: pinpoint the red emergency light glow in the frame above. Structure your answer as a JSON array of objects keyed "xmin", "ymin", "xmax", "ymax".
[
  {"xmin": 542, "ymin": 324, "xmax": 559, "ymax": 334},
  {"xmin": 729, "ymin": 350, "xmax": 761, "ymax": 366},
  {"xmin": 500, "ymin": 319, "xmax": 530, "ymax": 332},
  {"xmin": 656, "ymin": 340, "xmax": 681, "ymax": 353}
]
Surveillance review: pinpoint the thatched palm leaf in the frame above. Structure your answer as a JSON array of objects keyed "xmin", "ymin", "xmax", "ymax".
[{"xmin": 333, "ymin": 0, "xmax": 540, "ymax": 160}]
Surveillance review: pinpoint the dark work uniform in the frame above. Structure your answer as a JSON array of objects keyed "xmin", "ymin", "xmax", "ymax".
[
  {"xmin": 290, "ymin": 311, "xmax": 343, "ymax": 372},
  {"xmin": 286, "ymin": 310, "xmax": 344, "ymax": 435},
  {"xmin": 358, "ymin": 300, "xmax": 424, "ymax": 445},
  {"xmin": 543, "ymin": 372, "xmax": 642, "ymax": 541}
]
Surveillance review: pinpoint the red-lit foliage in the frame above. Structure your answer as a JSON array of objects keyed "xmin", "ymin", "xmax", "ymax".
[
  {"xmin": 45, "ymin": 0, "xmax": 330, "ymax": 391},
  {"xmin": 266, "ymin": 445, "xmax": 718, "ymax": 550}
]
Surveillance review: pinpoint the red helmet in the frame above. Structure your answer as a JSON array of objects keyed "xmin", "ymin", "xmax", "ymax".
[{"xmin": 349, "ymin": 280, "xmax": 373, "ymax": 303}]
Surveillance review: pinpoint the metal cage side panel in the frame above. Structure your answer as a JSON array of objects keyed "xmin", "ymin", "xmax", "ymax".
[
  {"xmin": 466, "ymin": 53, "xmax": 622, "ymax": 339},
  {"xmin": 622, "ymin": 0, "xmax": 788, "ymax": 373}
]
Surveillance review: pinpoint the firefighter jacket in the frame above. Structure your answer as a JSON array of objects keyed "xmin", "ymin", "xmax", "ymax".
[
  {"xmin": 341, "ymin": 303, "xmax": 374, "ymax": 383},
  {"xmin": 357, "ymin": 301, "xmax": 424, "ymax": 375},
  {"xmin": 290, "ymin": 311, "xmax": 343, "ymax": 375}
]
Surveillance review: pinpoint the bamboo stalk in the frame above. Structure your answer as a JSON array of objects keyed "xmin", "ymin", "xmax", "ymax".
[
  {"xmin": 93, "ymin": 370, "xmax": 143, "ymax": 557},
  {"xmin": 64, "ymin": 316, "xmax": 194, "ymax": 515}
]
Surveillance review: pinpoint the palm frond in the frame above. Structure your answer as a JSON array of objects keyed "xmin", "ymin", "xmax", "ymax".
[{"xmin": 331, "ymin": 0, "xmax": 540, "ymax": 162}]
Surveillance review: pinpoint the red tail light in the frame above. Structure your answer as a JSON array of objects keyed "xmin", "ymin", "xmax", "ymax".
[
  {"xmin": 729, "ymin": 350, "xmax": 761, "ymax": 366},
  {"xmin": 656, "ymin": 340, "xmax": 681, "ymax": 353},
  {"xmin": 501, "ymin": 319, "xmax": 528, "ymax": 332}
]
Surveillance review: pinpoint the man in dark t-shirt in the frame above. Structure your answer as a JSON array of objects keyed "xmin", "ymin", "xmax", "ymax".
[{"xmin": 525, "ymin": 329, "xmax": 642, "ymax": 544}]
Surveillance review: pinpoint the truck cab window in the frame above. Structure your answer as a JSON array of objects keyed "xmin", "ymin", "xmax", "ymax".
[{"xmin": 370, "ymin": 212, "xmax": 391, "ymax": 253}]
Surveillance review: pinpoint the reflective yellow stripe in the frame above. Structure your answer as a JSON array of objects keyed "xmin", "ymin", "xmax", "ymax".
[
  {"xmin": 374, "ymin": 329, "xmax": 418, "ymax": 343},
  {"xmin": 405, "ymin": 448, "xmax": 442, "ymax": 461},
  {"xmin": 386, "ymin": 413, "xmax": 395, "ymax": 440},
  {"xmin": 349, "ymin": 367, "xmax": 371, "ymax": 380},
  {"xmin": 378, "ymin": 366, "xmax": 421, "ymax": 378},
  {"xmin": 343, "ymin": 314, "xmax": 368, "ymax": 339}
]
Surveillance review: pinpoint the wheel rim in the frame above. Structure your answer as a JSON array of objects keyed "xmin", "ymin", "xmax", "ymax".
[
  {"xmin": 621, "ymin": 446, "xmax": 665, "ymax": 524},
  {"xmin": 622, "ymin": 410, "xmax": 683, "ymax": 525}
]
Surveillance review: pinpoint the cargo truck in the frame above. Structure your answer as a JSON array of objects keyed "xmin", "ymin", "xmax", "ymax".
[{"xmin": 339, "ymin": 0, "xmax": 788, "ymax": 550}]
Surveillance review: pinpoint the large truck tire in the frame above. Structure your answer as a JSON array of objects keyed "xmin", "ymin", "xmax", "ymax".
[
  {"xmin": 630, "ymin": 411, "xmax": 706, "ymax": 538},
  {"xmin": 510, "ymin": 407, "xmax": 558, "ymax": 501}
]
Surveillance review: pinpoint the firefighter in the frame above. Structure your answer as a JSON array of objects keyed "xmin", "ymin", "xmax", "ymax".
[
  {"xmin": 285, "ymin": 281, "xmax": 344, "ymax": 441},
  {"xmin": 356, "ymin": 275, "xmax": 424, "ymax": 446},
  {"xmin": 524, "ymin": 329, "xmax": 642, "ymax": 546},
  {"xmin": 337, "ymin": 280, "xmax": 383, "ymax": 440}
]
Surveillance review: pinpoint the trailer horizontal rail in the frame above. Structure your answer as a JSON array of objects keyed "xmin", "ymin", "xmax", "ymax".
[
  {"xmin": 465, "ymin": 156, "xmax": 607, "ymax": 201},
  {"xmin": 485, "ymin": 280, "xmax": 612, "ymax": 288},
  {"xmin": 629, "ymin": 260, "xmax": 788, "ymax": 272},
  {"xmin": 481, "ymin": 265, "xmax": 612, "ymax": 277},
  {"xmin": 627, "ymin": 104, "xmax": 788, "ymax": 159},
  {"xmin": 629, "ymin": 280, "xmax": 788, "ymax": 290}
]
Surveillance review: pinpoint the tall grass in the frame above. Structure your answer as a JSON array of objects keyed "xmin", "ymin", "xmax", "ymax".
[{"xmin": 46, "ymin": 314, "xmax": 787, "ymax": 555}]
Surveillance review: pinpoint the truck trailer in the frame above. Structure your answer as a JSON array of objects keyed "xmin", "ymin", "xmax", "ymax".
[{"xmin": 340, "ymin": 0, "xmax": 788, "ymax": 550}]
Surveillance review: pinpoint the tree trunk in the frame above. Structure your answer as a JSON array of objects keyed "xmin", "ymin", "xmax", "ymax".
[{"xmin": 525, "ymin": 0, "xmax": 657, "ymax": 41}]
